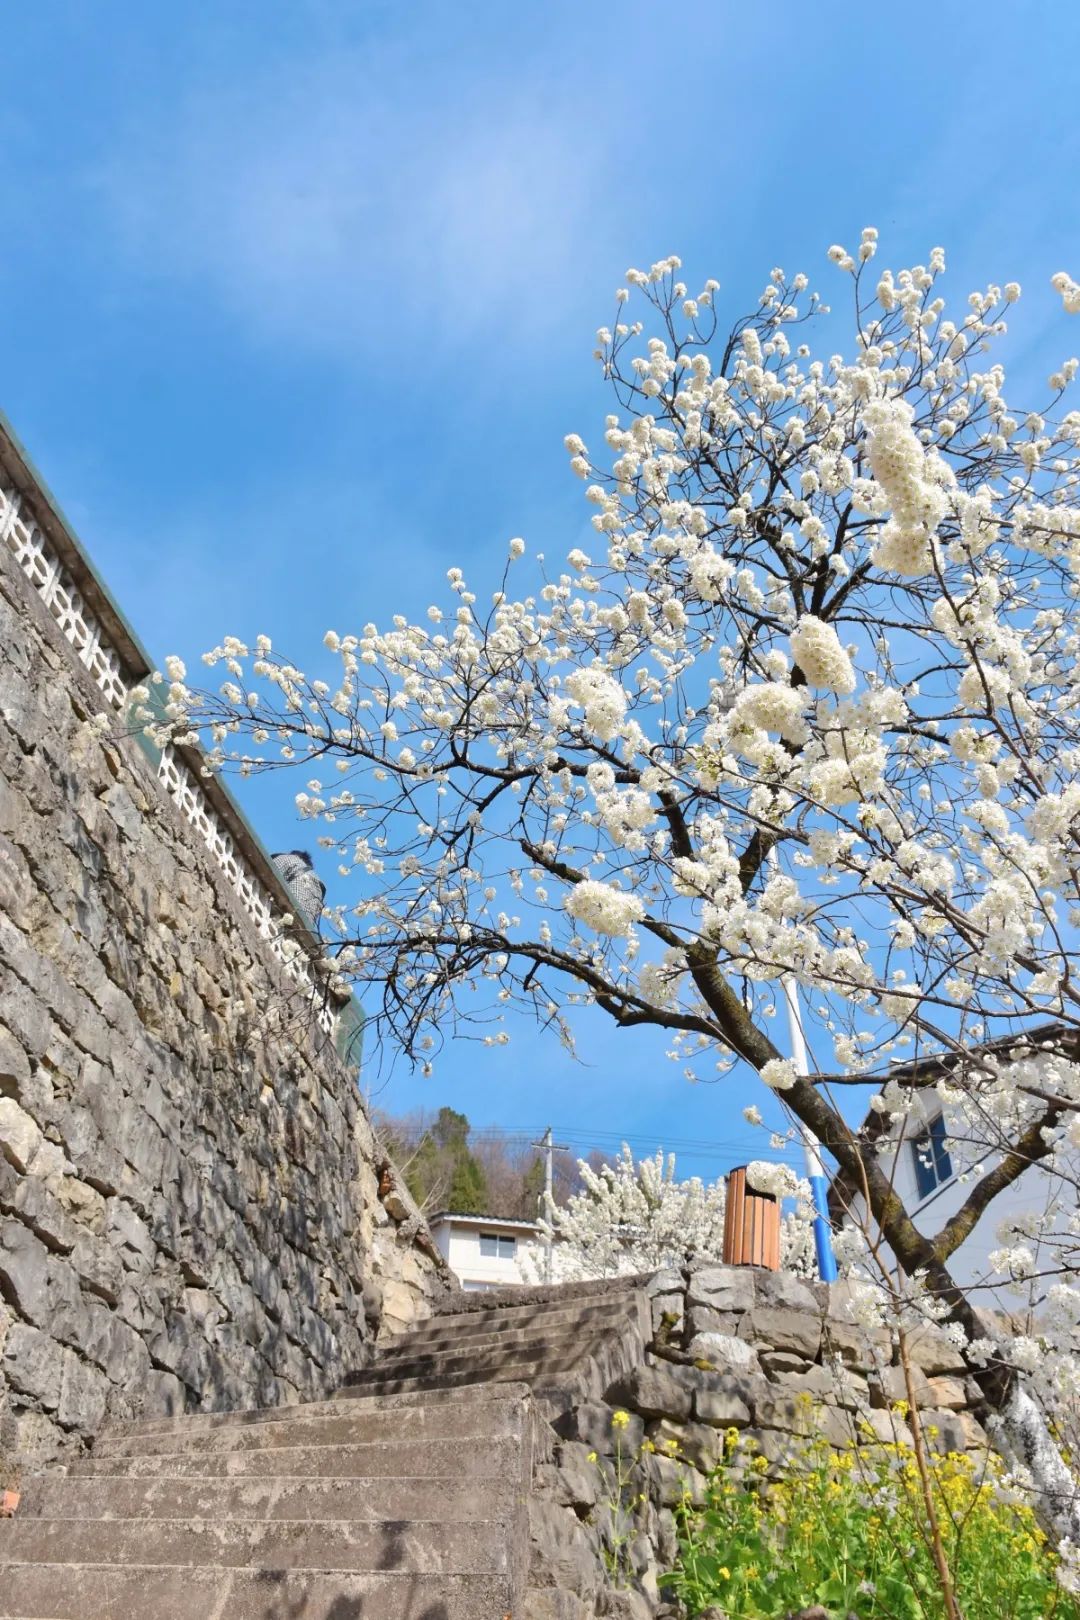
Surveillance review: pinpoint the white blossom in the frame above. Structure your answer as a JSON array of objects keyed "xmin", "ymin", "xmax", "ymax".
[{"xmin": 564, "ymin": 879, "xmax": 644, "ymax": 937}]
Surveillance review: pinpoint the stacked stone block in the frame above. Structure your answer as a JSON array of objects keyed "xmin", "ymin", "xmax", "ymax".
[{"xmin": 0, "ymin": 532, "xmax": 444, "ymax": 1470}]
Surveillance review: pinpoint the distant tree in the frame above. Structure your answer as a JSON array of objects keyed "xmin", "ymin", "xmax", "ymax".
[
  {"xmin": 518, "ymin": 1153, "xmax": 545, "ymax": 1219},
  {"xmin": 375, "ymin": 1108, "xmax": 609, "ymax": 1220},
  {"xmin": 537, "ymin": 1145, "xmax": 813, "ymax": 1279},
  {"xmin": 428, "ymin": 1105, "xmax": 466, "ymax": 1149},
  {"xmin": 446, "ymin": 1152, "xmax": 489, "ymax": 1215},
  {"xmin": 374, "ymin": 1105, "xmax": 490, "ymax": 1213}
]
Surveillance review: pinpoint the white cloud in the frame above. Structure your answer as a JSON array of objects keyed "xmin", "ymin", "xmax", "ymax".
[{"xmin": 91, "ymin": 44, "xmax": 615, "ymax": 354}]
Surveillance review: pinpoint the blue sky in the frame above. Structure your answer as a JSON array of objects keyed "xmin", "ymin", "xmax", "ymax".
[{"xmin": 4, "ymin": 2, "xmax": 1080, "ymax": 1179}]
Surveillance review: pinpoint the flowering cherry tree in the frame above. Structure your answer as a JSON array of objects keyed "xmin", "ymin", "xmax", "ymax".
[
  {"xmin": 156, "ymin": 232, "xmax": 1080, "ymax": 1547},
  {"xmin": 533, "ymin": 1145, "xmax": 813, "ymax": 1280}
]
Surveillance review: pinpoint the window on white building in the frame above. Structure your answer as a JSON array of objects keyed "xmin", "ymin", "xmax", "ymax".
[
  {"xmin": 911, "ymin": 1114, "xmax": 954, "ymax": 1199},
  {"xmin": 479, "ymin": 1232, "xmax": 517, "ymax": 1260}
]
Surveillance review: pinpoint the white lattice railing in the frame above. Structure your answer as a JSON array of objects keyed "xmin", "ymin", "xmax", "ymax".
[{"xmin": 1, "ymin": 479, "xmax": 336, "ymax": 1036}]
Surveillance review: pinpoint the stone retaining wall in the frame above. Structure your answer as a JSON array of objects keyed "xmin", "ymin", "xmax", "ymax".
[
  {"xmin": 0, "ymin": 460, "xmax": 447, "ymax": 1469},
  {"xmin": 528, "ymin": 1266, "xmax": 988, "ymax": 1619}
]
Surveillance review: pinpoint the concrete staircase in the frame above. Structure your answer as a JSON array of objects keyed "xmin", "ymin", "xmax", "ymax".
[
  {"xmin": 341, "ymin": 1281, "xmax": 650, "ymax": 1404},
  {"xmin": 0, "ymin": 1281, "xmax": 650, "ymax": 1619}
]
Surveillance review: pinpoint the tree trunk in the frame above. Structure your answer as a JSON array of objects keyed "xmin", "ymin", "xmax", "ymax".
[{"xmin": 990, "ymin": 1380, "xmax": 1080, "ymax": 1547}]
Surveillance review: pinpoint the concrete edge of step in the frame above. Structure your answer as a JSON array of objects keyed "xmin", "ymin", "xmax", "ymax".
[
  {"xmin": 341, "ymin": 1326, "xmax": 613, "ymax": 1383},
  {"xmin": 387, "ymin": 1291, "xmax": 648, "ymax": 1344},
  {"xmin": 98, "ymin": 1378, "xmax": 534, "ymax": 1440},
  {"xmin": 433, "ymin": 1274, "xmax": 653, "ymax": 1318},
  {"xmin": 375, "ymin": 1299, "xmax": 646, "ymax": 1357}
]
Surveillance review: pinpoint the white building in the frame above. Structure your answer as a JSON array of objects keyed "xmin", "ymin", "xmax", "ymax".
[
  {"xmin": 828, "ymin": 1033, "xmax": 1079, "ymax": 1303},
  {"xmin": 428, "ymin": 1212, "xmax": 551, "ymax": 1291}
]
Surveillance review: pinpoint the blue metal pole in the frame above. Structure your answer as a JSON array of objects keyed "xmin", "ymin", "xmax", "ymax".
[{"xmin": 778, "ymin": 970, "xmax": 838, "ymax": 1281}]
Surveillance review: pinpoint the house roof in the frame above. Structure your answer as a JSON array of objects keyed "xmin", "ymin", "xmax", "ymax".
[
  {"xmin": 826, "ymin": 1020, "xmax": 1078, "ymax": 1226},
  {"xmin": 429, "ymin": 1212, "xmax": 541, "ymax": 1232}
]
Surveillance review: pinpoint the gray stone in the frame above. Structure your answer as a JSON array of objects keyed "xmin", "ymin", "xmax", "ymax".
[
  {"xmin": 904, "ymin": 1325, "xmax": 968, "ymax": 1376},
  {"xmin": 756, "ymin": 1270, "xmax": 820, "ymax": 1311},
  {"xmin": 528, "ymin": 1496, "xmax": 603, "ymax": 1601},
  {"xmin": 597, "ymin": 1587, "xmax": 657, "ymax": 1619},
  {"xmin": 524, "ymin": 1591, "xmax": 595, "ymax": 1620},
  {"xmin": 69, "ymin": 1232, "xmax": 124, "ymax": 1305},
  {"xmin": 649, "ymin": 1418, "xmax": 723, "ymax": 1473},
  {"xmin": 686, "ymin": 1331, "xmax": 759, "ymax": 1372},
  {"xmin": 52, "ymin": 1175, "xmax": 107, "ymax": 1234},
  {"xmin": 0, "ymin": 549, "xmax": 446, "ymax": 1458},
  {"xmin": 686, "ymin": 1264, "xmax": 755, "ymax": 1313},
  {"xmin": 654, "ymin": 1506, "xmax": 678, "ymax": 1565},
  {"xmin": 927, "ymin": 1375, "xmax": 968, "ymax": 1411},
  {"xmin": 919, "ymin": 1409, "xmax": 972, "ymax": 1454},
  {"xmin": 0, "ymin": 1097, "xmax": 43, "ymax": 1174},
  {"xmin": 644, "ymin": 1268, "xmax": 684, "ymax": 1299},
  {"xmin": 820, "ymin": 1315, "xmax": 891, "ymax": 1369},
  {"xmin": 104, "ymin": 1199, "xmax": 156, "ymax": 1271},
  {"xmin": 556, "ymin": 1402, "xmax": 645, "ymax": 1456},
  {"xmin": 0, "ymin": 980, "xmax": 52, "ymax": 1063},
  {"xmin": 646, "ymin": 1452, "xmax": 707, "ymax": 1507},
  {"xmin": 741, "ymin": 1305, "xmax": 822, "ymax": 1359},
  {"xmin": 0, "ymin": 1219, "xmax": 51, "ymax": 1324},
  {"xmin": 607, "ymin": 1363, "xmax": 692, "ymax": 1422},
  {"xmin": 687, "ymin": 1303, "xmax": 739, "ymax": 1338},
  {"xmin": 753, "ymin": 1389, "xmax": 818, "ymax": 1433},
  {"xmin": 870, "ymin": 1362, "xmax": 933, "ymax": 1409},
  {"xmin": 851, "ymin": 1403, "xmax": 913, "ymax": 1448},
  {"xmin": 767, "ymin": 1362, "xmax": 834, "ymax": 1401},
  {"xmin": 0, "ymin": 1025, "xmax": 31, "ymax": 1099},
  {"xmin": 760, "ymin": 1348, "xmax": 812, "ymax": 1375},
  {"xmin": 735, "ymin": 1425, "xmax": 805, "ymax": 1468},
  {"xmin": 694, "ymin": 1378, "xmax": 753, "ymax": 1428},
  {"xmin": 1, "ymin": 1323, "xmax": 64, "ymax": 1409},
  {"xmin": 82, "ymin": 1300, "xmax": 153, "ymax": 1387},
  {"xmin": 57, "ymin": 1350, "xmax": 109, "ymax": 1432},
  {"xmin": 5, "ymin": 1174, "xmax": 78, "ymax": 1254},
  {"xmin": 43, "ymin": 1255, "xmax": 90, "ymax": 1351},
  {"xmin": 550, "ymin": 1441, "xmax": 601, "ymax": 1509}
]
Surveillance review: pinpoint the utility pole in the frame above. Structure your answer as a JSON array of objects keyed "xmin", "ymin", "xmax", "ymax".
[
  {"xmin": 767, "ymin": 848, "xmax": 838, "ymax": 1283},
  {"xmin": 531, "ymin": 1126, "xmax": 569, "ymax": 1283}
]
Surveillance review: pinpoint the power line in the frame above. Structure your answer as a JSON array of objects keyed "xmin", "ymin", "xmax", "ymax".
[
  {"xmin": 462, "ymin": 1125, "xmax": 765, "ymax": 1149},
  {"xmin": 462, "ymin": 1127, "xmax": 788, "ymax": 1157},
  {"xmin": 374, "ymin": 1112, "xmax": 797, "ymax": 1163}
]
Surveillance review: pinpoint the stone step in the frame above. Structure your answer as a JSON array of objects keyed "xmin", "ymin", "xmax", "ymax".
[
  {"xmin": 341, "ymin": 1330, "xmax": 591, "ymax": 1386},
  {"xmin": 375, "ymin": 1312, "xmax": 636, "ymax": 1365},
  {"xmin": 18, "ymin": 1473, "xmax": 508, "ymax": 1525},
  {"xmin": 0, "ymin": 1564, "xmax": 511, "ymax": 1619},
  {"xmin": 391, "ymin": 1291, "xmax": 642, "ymax": 1346},
  {"xmin": 93, "ymin": 1395, "xmax": 522, "ymax": 1458},
  {"xmin": 103, "ymin": 1378, "xmax": 527, "ymax": 1441},
  {"xmin": 337, "ymin": 1355, "xmax": 581, "ymax": 1400},
  {"xmin": 64, "ymin": 1433, "xmax": 524, "ymax": 1481},
  {"xmin": 0, "ymin": 1516, "xmax": 510, "ymax": 1575}
]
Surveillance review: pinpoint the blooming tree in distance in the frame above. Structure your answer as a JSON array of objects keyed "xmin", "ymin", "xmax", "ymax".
[
  {"xmin": 535, "ymin": 1146, "xmax": 813, "ymax": 1280},
  {"xmin": 155, "ymin": 233, "xmax": 1080, "ymax": 1546}
]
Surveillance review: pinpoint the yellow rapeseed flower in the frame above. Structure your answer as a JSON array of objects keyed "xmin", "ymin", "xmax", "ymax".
[{"xmin": 611, "ymin": 1409, "xmax": 631, "ymax": 1430}]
